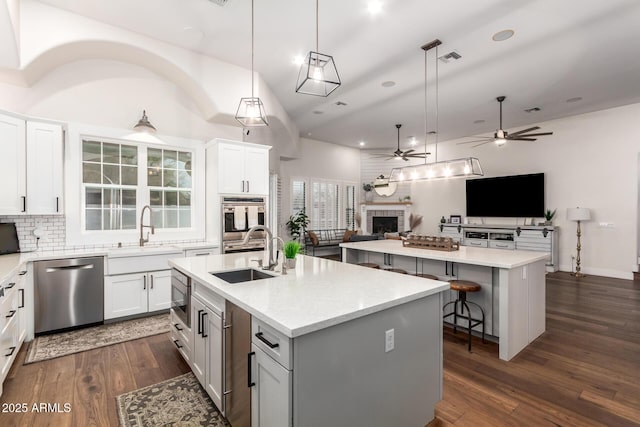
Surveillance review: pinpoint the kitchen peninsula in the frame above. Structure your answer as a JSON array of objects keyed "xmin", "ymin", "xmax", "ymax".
[
  {"xmin": 340, "ymin": 239, "xmax": 549, "ymax": 361},
  {"xmin": 169, "ymin": 252, "xmax": 449, "ymax": 427}
]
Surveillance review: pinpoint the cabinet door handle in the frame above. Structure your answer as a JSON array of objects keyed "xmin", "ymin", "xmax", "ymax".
[
  {"xmin": 6, "ymin": 310, "xmax": 16, "ymax": 319},
  {"xmin": 19, "ymin": 289, "xmax": 24, "ymax": 308},
  {"xmin": 201, "ymin": 312, "xmax": 208, "ymax": 338},
  {"xmin": 248, "ymin": 351, "xmax": 256, "ymax": 387},
  {"xmin": 197, "ymin": 309, "xmax": 204, "ymax": 335},
  {"xmin": 255, "ymin": 331, "xmax": 279, "ymax": 349},
  {"xmin": 56, "ymin": 196, "xmax": 59, "ymax": 212},
  {"xmin": 173, "ymin": 323, "xmax": 183, "ymax": 331},
  {"xmin": 5, "ymin": 346, "xmax": 16, "ymax": 357},
  {"xmin": 246, "ymin": 181, "xmax": 249, "ymax": 193},
  {"xmin": 242, "ymin": 180, "xmax": 245, "ymax": 192},
  {"xmin": 150, "ymin": 274, "xmax": 154, "ymax": 289},
  {"xmin": 173, "ymin": 339, "xmax": 183, "ymax": 349},
  {"xmin": 21, "ymin": 196, "xmax": 26, "ymax": 212},
  {"xmin": 143, "ymin": 275, "xmax": 146, "ymax": 290}
]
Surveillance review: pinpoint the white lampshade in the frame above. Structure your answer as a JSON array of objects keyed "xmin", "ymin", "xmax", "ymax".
[{"xmin": 567, "ymin": 207, "xmax": 591, "ymax": 221}]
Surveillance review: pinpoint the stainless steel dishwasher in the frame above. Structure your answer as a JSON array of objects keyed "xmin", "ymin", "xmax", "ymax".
[{"xmin": 34, "ymin": 257, "xmax": 104, "ymax": 334}]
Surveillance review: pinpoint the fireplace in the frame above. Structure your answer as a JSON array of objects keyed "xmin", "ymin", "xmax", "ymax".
[
  {"xmin": 372, "ymin": 216, "xmax": 398, "ymax": 234},
  {"xmin": 361, "ymin": 204, "xmax": 409, "ymax": 235}
]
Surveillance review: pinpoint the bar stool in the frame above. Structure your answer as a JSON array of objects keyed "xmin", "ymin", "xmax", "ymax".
[
  {"xmin": 416, "ymin": 273, "xmax": 439, "ymax": 280},
  {"xmin": 357, "ymin": 262, "xmax": 380, "ymax": 269},
  {"xmin": 443, "ymin": 279, "xmax": 485, "ymax": 351}
]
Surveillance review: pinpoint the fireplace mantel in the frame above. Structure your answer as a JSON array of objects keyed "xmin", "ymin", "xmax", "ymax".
[{"xmin": 360, "ymin": 203, "xmax": 411, "ymax": 235}]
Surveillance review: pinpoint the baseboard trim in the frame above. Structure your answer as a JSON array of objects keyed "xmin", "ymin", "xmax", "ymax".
[{"xmin": 558, "ymin": 265, "xmax": 633, "ymax": 280}]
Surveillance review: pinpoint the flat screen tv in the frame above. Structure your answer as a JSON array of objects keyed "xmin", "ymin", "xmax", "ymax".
[{"xmin": 466, "ymin": 173, "xmax": 545, "ymax": 218}]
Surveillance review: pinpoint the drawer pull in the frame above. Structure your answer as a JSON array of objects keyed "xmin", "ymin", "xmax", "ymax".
[
  {"xmin": 19, "ymin": 271, "xmax": 27, "ymax": 276},
  {"xmin": 255, "ymin": 332, "xmax": 279, "ymax": 349},
  {"xmin": 5, "ymin": 346, "xmax": 16, "ymax": 357},
  {"xmin": 173, "ymin": 323, "xmax": 183, "ymax": 331},
  {"xmin": 5, "ymin": 282, "xmax": 15, "ymax": 289},
  {"xmin": 173, "ymin": 339, "xmax": 183, "ymax": 349},
  {"xmin": 19, "ymin": 289, "xmax": 24, "ymax": 308},
  {"xmin": 6, "ymin": 310, "xmax": 16, "ymax": 319}
]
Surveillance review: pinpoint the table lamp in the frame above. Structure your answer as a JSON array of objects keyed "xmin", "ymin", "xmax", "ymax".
[{"xmin": 567, "ymin": 207, "xmax": 591, "ymax": 278}]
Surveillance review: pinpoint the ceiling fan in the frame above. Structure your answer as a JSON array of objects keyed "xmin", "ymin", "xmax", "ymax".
[
  {"xmin": 459, "ymin": 96, "xmax": 553, "ymax": 148},
  {"xmin": 373, "ymin": 124, "xmax": 430, "ymax": 161}
]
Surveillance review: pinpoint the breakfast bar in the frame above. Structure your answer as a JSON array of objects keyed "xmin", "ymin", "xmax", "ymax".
[{"xmin": 340, "ymin": 239, "xmax": 549, "ymax": 361}]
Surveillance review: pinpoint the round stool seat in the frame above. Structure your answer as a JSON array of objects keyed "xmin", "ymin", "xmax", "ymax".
[
  {"xmin": 357, "ymin": 262, "xmax": 380, "ymax": 269},
  {"xmin": 449, "ymin": 279, "xmax": 481, "ymax": 293},
  {"xmin": 416, "ymin": 273, "xmax": 439, "ymax": 280},
  {"xmin": 385, "ymin": 268, "xmax": 408, "ymax": 274}
]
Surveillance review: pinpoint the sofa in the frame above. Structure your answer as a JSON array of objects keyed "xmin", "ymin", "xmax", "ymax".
[{"xmin": 304, "ymin": 230, "xmax": 381, "ymax": 256}]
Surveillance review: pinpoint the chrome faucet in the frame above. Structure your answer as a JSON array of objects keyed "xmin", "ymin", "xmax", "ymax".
[
  {"xmin": 243, "ymin": 225, "xmax": 277, "ymax": 270},
  {"xmin": 139, "ymin": 205, "xmax": 155, "ymax": 246}
]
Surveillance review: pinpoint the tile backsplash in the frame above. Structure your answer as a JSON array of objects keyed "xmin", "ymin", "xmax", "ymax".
[{"xmin": 0, "ymin": 215, "xmax": 66, "ymax": 251}]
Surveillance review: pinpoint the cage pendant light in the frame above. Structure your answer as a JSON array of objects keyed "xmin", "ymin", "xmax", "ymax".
[
  {"xmin": 295, "ymin": 0, "xmax": 341, "ymax": 97},
  {"xmin": 235, "ymin": 0, "xmax": 268, "ymax": 126},
  {"xmin": 389, "ymin": 39, "xmax": 483, "ymax": 182}
]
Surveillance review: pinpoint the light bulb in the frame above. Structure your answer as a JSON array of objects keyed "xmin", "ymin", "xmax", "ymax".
[
  {"xmin": 463, "ymin": 164, "xmax": 471, "ymax": 174},
  {"xmin": 411, "ymin": 170, "xmax": 418, "ymax": 180},
  {"xmin": 495, "ymin": 138, "xmax": 506, "ymax": 146},
  {"xmin": 312, "ymin": 65, "xmax": 324, "ymax": 81},
  {"xmin": 247, "ymin": 104, "xmax": 260, "ymax": 118},
  {"xmin": 398, "ymin": 172, "xmax": 405, "ymax": 181},
  {"xmin": 426, "ymin": 169, "xmax": 434, "ymax": 179},
  {"xmin": 444, "ymin": 166, "xmax": 452, "ymax": 177}
]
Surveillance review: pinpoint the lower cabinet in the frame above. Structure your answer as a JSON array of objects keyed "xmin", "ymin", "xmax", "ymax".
[
  {"xmin": 250, "ymin": 343, "xmax": 292, "ymax": 427},
  {"xmin": 104, "ymin": 270, "xmax": 171, "ymax": 319},
  {"xmin": 191, "ymin": 290, "xmax": 225, "ymax": 414},
  {"xmin": 170, "ymin": 309, "xmax": 192, "ymax": 365}
]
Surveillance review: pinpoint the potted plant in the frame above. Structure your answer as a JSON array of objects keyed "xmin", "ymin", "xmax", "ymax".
[
  {"xmin": 544, "ymin": 209, "xmax": 556, "ymax": 225},
  {"xmin": 286, "ymin": 210, "xmax": 310, "ymax": 243},
  {"xmin": 283, "ymin": 241, "xmax": 301, "ymax": 269},
  {"xmin": 363, "ymin": 182, "xmax": 374, "ymax": 202}
]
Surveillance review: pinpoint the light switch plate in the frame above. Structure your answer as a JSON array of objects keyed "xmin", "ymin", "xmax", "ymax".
[{"xmin": 385, "ymin": 329, "xmax": 394, "ymax": 352}]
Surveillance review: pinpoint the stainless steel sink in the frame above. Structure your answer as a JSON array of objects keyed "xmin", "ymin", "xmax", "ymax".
[{"xmin": 211, "ymin": 269, "xmax": 274, "ymax": 284}]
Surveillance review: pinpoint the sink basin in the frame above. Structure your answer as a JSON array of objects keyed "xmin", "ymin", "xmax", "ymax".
[
  {"xmin": 107, "ymin": 245, "xmax": 182, "ymax": 258},
  {"xmin": 211, "ymin": 269, "xmax": 275, "ymax": 284}
]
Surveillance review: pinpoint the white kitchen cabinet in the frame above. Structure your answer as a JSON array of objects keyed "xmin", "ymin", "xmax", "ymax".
[
  {"xmin": 0, "ymin": 113, "xmax": 26, "ymax": 215},
  {"xmin": 26, "ymin": 121, "xmax": 64, "ymax": 214},
  {"xmin": 170, "ymin": 309, "xmax": 192, "ymax": 365},
  {"xmin": 0, "ymin": 112, "xmax": 64, "ymax": 215},
  {"xmin": 217, "ymin": 140, "xmax": 270, "ymax": 195},
  {"xmin": 192, "ymin": 293, "xmax": 224, "ymax": 413},
  {"xmin": 104, "ymin": 270, "xmax": 171, "ymax": 319},
  {"xmin": 250, "ymin": 342, "xmax": 292, "ymax": 427}
]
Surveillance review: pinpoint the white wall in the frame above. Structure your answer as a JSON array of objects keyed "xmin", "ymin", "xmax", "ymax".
[
  {"xmin": 409, "ymin": 103, "xmax": 640, "ymax": 279},
  {"xmin": 360, "ymin": 151, "xmax": 416, "ymax": 203},
  {"xmin": 279, "ymin": 137, "xmax": 361, "ymax": 235}
]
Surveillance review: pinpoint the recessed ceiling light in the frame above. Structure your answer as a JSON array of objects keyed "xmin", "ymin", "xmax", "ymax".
[
  {"xmin": 381, "ymin": 81, "xmax": 396, "ymax": 88},
  {"xmin": 473, "ymin": 119, "xmax": 486, "ymax": 124},
  {"xmin": 492, "ymin": 29, "xmax": 515, "ymax": 42},
  {"xmin": 359, "ymin": 141, "xmax": 366, "ymax": 147},
  {"xmin": 367, "ymin": 1, "xmax": 383, "ymax": 15},
  {"xmin": 566, "ymin": 97, "xmax": 583, "ymax": 103},
  {"xmin": 293, "ymin": 55, "xmax": 305, "ymax": 66},
  {"xmin": 313, "ymin": 110, "xmax": 324, "ymax": 114}
]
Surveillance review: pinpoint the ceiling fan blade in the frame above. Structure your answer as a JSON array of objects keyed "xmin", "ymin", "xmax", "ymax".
[
  {"xmin": 472, "ymin": 141, "xmax": 492, "ymax": 148},
  {"xmin": 457, "ymin": 139, "xmax": 493, "ymax": 145},
  {"xmin": 403, "ymin": 149, "xmax": 415, "ymax": 155},
  {"xmin": 508, "ymin": 137, "xmax": 537, "ymax": 141},
  {"xmin": 509, "ymin": 126, "xmax": 540, "ymax": 136},
  {"xmin": 512, "ymin": 132, "xmax": 553, "ymax": 137},
  {"xmin": 405, "ymin": 152, "xmax": 431, "ymax": 158}
]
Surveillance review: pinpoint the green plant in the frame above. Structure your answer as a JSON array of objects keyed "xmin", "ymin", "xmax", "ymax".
[
  {"xmin": 286, "ymin": 210, "xmax": 310, "ymax": 240},
  {"xmin": 362, "ymin": 182, "xmax": 373, "ymax": 192},
  {"xmin": 284, "ymin": 241, "xmax": 301, "ymax": 259},
  {"xmin": 544, "ymin": 209, "xmax": 556, "ymax": 221}
]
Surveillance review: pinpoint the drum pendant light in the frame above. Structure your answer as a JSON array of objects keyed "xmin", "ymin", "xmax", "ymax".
[
  {"xmin": 295, "ymin": 0, "xmax": 341, "ymax": 97},
  {"xmin": 235, "ymin": 0, "xmax": 268, "ymax": 126}
]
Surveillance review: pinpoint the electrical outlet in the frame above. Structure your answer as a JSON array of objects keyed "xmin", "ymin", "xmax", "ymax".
[{"xmin": 385, "ymin": 329, "xmax": 394, "ymax": 353}]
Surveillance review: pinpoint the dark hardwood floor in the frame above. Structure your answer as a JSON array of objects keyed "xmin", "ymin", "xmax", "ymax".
[
  {"xmin": 436, "ymin": 271, "xmax": 640, "ymax": 426},
  {"xmin": 0, "ymin": 332, "xmax": 190, "ymax": 427},
  {"xmin": 1, "ymin": 272, "xmax": 639, "ymax": 426}
]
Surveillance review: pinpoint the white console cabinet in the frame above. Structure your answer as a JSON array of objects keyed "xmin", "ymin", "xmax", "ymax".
[{"xmin": 440, "ymin": 223, "xmax": 558, "ymax": 271}]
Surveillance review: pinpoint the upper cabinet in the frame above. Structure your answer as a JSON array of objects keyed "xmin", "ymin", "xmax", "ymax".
[
  {"xmin": 0, "ymin": 112, "xmax": 64, "ymax": 215},
  {"xmin": 0, "ymin": 114, "xmax": 26, "ymax": 215},
  {"xmin": 216, "ymin": 140, "xmax": 270, "ymax": 196}
]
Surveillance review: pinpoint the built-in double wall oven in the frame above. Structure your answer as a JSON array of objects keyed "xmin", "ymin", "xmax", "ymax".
[
  {"xmin": 171, "ymin": 269, "xmax": 191, "ymax": 327},
  {"xmin": 221, "ymin": 197, "xmax": 267, "ymax": 254}
]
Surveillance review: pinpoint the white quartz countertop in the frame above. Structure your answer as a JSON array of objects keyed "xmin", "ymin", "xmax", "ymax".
[
  {"xmin": 340, "ymin": 239, "xmax": 549, "ymax": 269},
  {"xmin": 170, "ymin": 252, "xmax": 449, "ymax": 339}
]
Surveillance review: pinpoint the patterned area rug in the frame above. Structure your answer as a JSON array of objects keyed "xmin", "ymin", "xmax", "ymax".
[
  {"xmin": 116, "ymin": 372, "xmax": 231, "ymax": 427},
  {"xmin": 24, "ymin": 313, "xmax": 170, "ymax": 364}
]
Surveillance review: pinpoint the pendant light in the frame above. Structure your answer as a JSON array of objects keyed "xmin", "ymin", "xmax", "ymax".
[
  {"xmin": 133, "ymin": 110, "xmax": 156, "ymax": 133},
  {"xmin": 295, "ymin": 0, "xmax": 341, "ymax": 97},
  {"xmin": 389, "ymin": 39, "xmax": 483, "ymax": 182},
  {"xmin": 235, "ymin": 0, "xmax": 268, "ymax": 126}
]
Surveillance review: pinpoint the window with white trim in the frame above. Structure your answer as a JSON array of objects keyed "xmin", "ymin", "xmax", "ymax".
[
  {"xmin": 148, "ymin": 148, "xmax": 192, "ymax": 229},
  {"xmin": 291, "ymin": 178, "xmax": 357, "ymax": 230}
]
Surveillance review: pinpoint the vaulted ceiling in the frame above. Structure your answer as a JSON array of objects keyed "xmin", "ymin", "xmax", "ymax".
[{"xmin": 37, "ymin": 0, "xmax": 640, "ymax": 150}]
